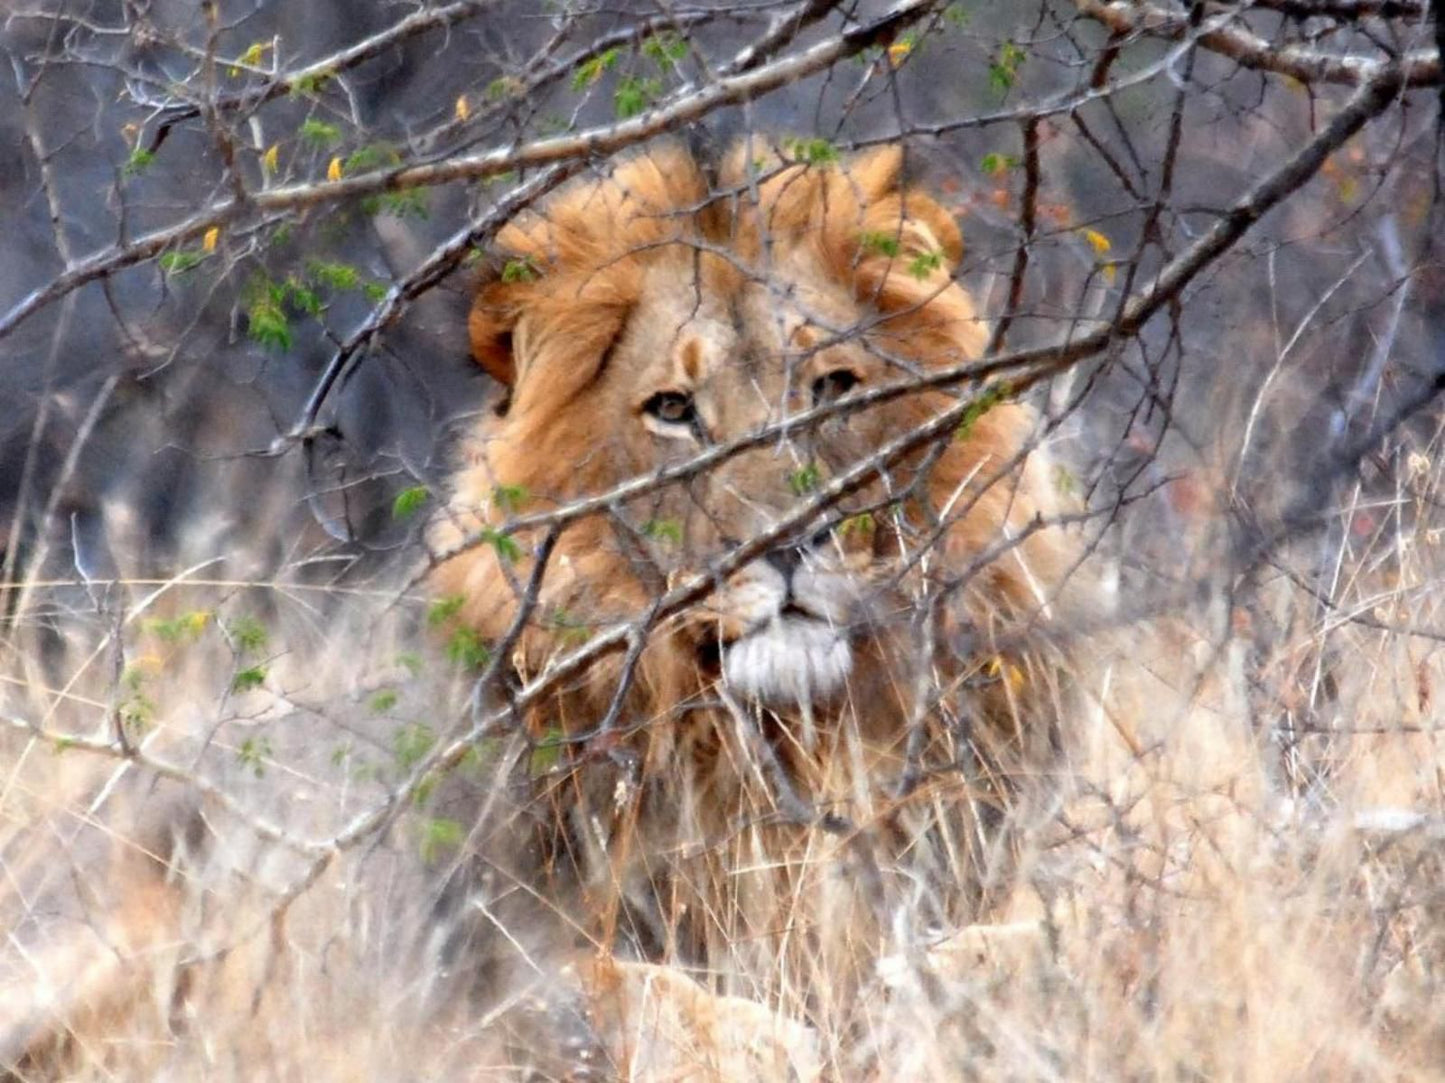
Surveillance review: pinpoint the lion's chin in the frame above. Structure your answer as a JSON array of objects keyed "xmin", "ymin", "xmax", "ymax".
[{"xmin": 721, "ymin": 616, "xmax": 853, "ymax": 708}]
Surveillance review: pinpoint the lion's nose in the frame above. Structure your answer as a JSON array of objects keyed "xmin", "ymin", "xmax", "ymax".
[
  {"xmin": 763, "ymin": 546, "xmax": 802, "ymax": 584},
  {"xmin": 762, "ymin": 528, "xmax": 834, "ymax": 588}
]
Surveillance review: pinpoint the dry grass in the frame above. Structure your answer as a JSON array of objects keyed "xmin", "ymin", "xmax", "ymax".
[{"xmin": 5, "ymin": 458, "xmax": 1445, "ymax": 1082}]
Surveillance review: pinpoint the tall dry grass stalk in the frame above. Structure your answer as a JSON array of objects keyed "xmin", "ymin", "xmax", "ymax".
[{"xmin": 5, "ymin": 467, "xmax": 1445, "ymax": 1081}]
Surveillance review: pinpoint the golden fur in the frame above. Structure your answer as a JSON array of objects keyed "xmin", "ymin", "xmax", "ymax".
[
  {"xmin": 430, "ymin": 141, "xmax": 1080, "ymax": 1003},
  {"xmin": 1, "ymin": 141, "xmax": 1082, "ymax": 1077}
]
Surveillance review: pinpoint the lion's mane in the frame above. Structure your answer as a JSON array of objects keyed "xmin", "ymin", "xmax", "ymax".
[{"xmin": 430, "ymin": 141, "xmax": 1080, "ymax": 1005}]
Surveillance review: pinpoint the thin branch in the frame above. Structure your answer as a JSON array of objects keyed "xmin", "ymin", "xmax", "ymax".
[{"xmin": 0, "ymin": 0, "xmax": 941, "ymax": 345}]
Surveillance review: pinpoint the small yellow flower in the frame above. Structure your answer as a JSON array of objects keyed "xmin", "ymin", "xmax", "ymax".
[
  {"xmin": 229, "ymin": 40, "xmax": 272, "ymax": 78},
  {"xmin": 1080, "ymin": 227, "xmax": 1111, "ymax": 256},
  {"xmin": 887, "ymin": 40, "xmax": 912, "ymax": 67},
  {"xmin": 455, "ymin": 94, "xmax": 471, "ymax": 122},
  {"xmin": 985, "ymin": 656, "xmax": 1027, "ymax": 692},
  {"xmin": 202, "ymin": 226, "xmax": 219, "ymax": 252},
  {"xmin": 327, "ymin": 156, "xmax": 343, "ymax": 182},
  {"xmin": 180, "ymin": 610, "xmax": 211, "ymax": 635},
  {"xmin": 1079, "ymin": 228, "xmax": 1116, "ymax": 283},
  {"xmin": 262, "ymin": 143, "xmax": 279, "ymax": 173}
]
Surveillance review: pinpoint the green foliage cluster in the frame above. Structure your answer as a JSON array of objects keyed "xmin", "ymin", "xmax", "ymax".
[
  {"xmin": 956, "ymin": 382, "xmax": 1013, "ymax": 441},
  {"xmin": 392, "ymin": 486, "xmax": 429, "ymax": 521},
  {"xmin": 614, "ymin": 75, "xmax": 661, "ymax": 119},
  {"xmin": 859, "ymin": 231, "xmax": 903, "ymax": 258},
  {"xmin": 642, "ymin": 517, "xmax": 682, "ymax": 544},
  {"xmin": 782, "ymin": 136, "xmax": 839, "ymax": 166},
  {"xmin": 789, "ymin": 462, "xmax": 822, "ymax": 496},
  {"xmin": 241, "ymin": 263, "xmax": 388, "ymax": 351},
  {"xmin": 298, "ymin": 118, "xmax": 342, "ymax": 146},
  {"xmin": 907, "ymin": 250, "xmax": 944, "ymax": 280},
  {"xmin": 989, "ymin": 41, "xmax": 1026, "ymax": 94}
]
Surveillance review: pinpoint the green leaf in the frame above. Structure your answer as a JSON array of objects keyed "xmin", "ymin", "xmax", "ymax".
[
  {"xmin": 643, "ymin": 34, "xmax": 688, "ymax": 68},
  {"xmin": 481, "ymin": 169, "xmax": 519, "ymax": 190},
  {"xmin": 944, "ymin": 2, "xmax": 971, "ymax": 26},
  {"xmin": 480, "ymin": 527, "xmax": 522, "ymax": 563},
  {"xmin": 445, "ymin": 627, "xmax": 492, "ymax": 670},
  {"xmin": 237, "ymin": 736, "xmax": 273, "ymax": 778},
  {"xmin": 485, "ymin": 76, "xmax": 522, "ymax": 102},
  {"xmin": 461, "ymin": 738, "xmax": 501, "ymax": 776},
  {"xmin": 392, "ymin": 485, "xmax": 429, "ymax": 521},
  {"xmin": 144, "ymin": 610, "xmax": 211, "ymax": 644},
  {"xmin": 393, "ymin": 722, "xmax": 436, "ymax": 772},
  {"xmin": 120, "ymin": 693, "xmax": 155, "ymax": 733},
  {"xmin": 420, "ymin": 817, "xmax": 464, "ymax": 863},
  {"xmin": 414, "ymin": 771, "xmax": 439, "ymax": 809},
  {"xmin": 427, "ymin": 596, "xmax": 465, "ymax": 627},
  {"xmin": 529, "ymin": 727, "xmax": 565, "ymax": 777},
  {"xmin": 395, "ymin": 650, "xmax": 423, "ymax": 676},
  {"xmin": 614, "ymin": 75, "xmax": 661, "ymax": 119},
  {"xmin": 907, "ymin": 250, "xmax": 944, "ymax": 280},
  {"xmin": 288, "ymin": 70, "xmax": 334, "ymax": 97},
  {"xmin": 123, "ymin": 147, "xmax": 155, "ymax": 177},
  {"xmin": 362, "ymin": 282, "xmax": 389, "ymax": 304},
  {"xmin": 956, "ymin": 383, "xmax": 1011, "ymax": 441},
  {"xmin": 988, "ymin": 42, "xmax": 1026, "ymax": 94},
  {"xmin": 491, "ymin": 483, "xmax": 529, "ymax": 513},
  {"xmin": 344, "ymin": 143, "xmax": 401, "ymax": 174},
  {"xmin": 840, "ymin": 512, "xmax": 875, "ymax": 538},
  {"xmin": 368, "ymin": 689, "xmax": 399, "ymax": 713},
  {"xmin": 547, "ymin": 608, "xmax": 591, "ymax": 645},
  {"xmin": 228, "ymin": 615, "xmax": 269, "ymax": 653},
  {"xmin": 980, "ymin": 152, "xmax": 1019, "ymax": 175},
  {"xmin": 307, "ymin": 260, "xmax": 361, "ymax": 292},
  {"xmin": 159, "ymin": 251, "xmax": 205, "ymax": 275},
  {"xmin": 642, "ymin": 517, "xmax": 683, "ymax": 544},
  {"xmin": 285, "ymin": 278, "xmax": 322, "ymax": 316},
  {"xmin": 500, "ymin": 257, "xmax": 539, "ymax": 283},
  {"xmin": 375, "ymin": 189, "xmax": 430, "ymax": 220},
  {"xmin": 246, "ymin": 295, "xmax": 291, "ymax": 351},
  {"xmin": 859, "ymin": 231, "xmax": 902, "ymax": 258},
  {"xmin": 571, "ymin": 48, "xmax": 620, "ymax": 91},
  {"xmin": 299, "ymin": 118, "xmax": 342, "ymax": 146},
  {"xmin": 783, "ymin": 137, "xmax": 838, "ymax": 166},
  {"xmin": 788, "ymin": 462, "xmax": 822, "ymax": 496},
  {"xmin": 231, "ymin": 666, "xmax": 267, "ymax": 693}
]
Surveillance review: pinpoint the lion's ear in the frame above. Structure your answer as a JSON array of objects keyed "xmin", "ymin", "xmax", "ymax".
[
  {"xmin": 468, "ymin": 280, "xmax": 517, "ymax": 387},
  {"xmin": 856, "ymin": 194, "xmax": 964, "ymax": 272},
  {"xmin": 846, "ymin": 148, "xmax": 964, "ymax": 273}
]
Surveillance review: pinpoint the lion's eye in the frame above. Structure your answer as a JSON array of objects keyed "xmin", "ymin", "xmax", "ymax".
[
  {"xmin": 812, "ymin": 369, "xmax": 860, "ymax": 406},
  {"xmin": 643, "ymin": 391, "xmax": 696, "ymax": 425}
]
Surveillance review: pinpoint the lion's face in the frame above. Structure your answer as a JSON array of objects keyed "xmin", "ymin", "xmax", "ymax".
[
  {"xmin": 433, "ymin": 143, "xmax": 1057, "ymax": 719},
  {"xmin": 556, "ymin": 250, "xmax": 910, "ymax": 705}
]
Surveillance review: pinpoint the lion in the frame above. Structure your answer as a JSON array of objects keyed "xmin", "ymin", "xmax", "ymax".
[
  {"xmin": 0, "ymin": 141, "xmax": 1082, "ymax": 1078},
  {"xmin": 428, "ymin": 140, "xmax": 1082, "ymax": 1018}
]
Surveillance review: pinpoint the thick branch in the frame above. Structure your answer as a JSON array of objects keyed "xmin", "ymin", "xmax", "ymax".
[
  {"xmin": 1077, "ymin": 0, "xmax": 1440, "ymax": 87},
  {"xmin": 425, "ymin": 70, "xmax": 1404, "ymax": 575},
  {"xmin": 0, "ymin": 0, "xmax": 939, "ymax": 345}
]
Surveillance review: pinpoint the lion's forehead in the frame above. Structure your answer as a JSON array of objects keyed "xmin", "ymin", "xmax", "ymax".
[{"xmin": 619, "ymin": 263, "xmax": 864, "ymax": 403}]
